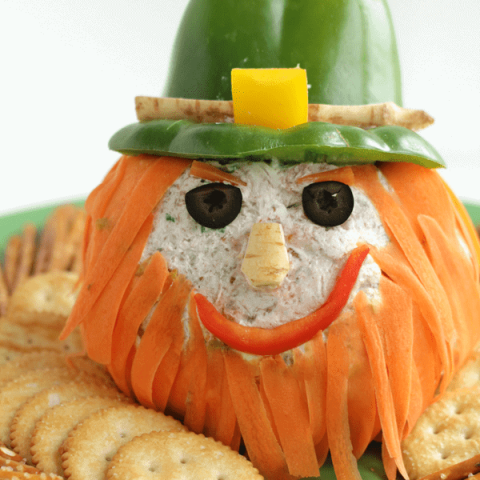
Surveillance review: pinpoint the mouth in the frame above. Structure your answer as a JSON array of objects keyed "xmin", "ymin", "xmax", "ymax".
[{"xmin": 195, "ymin": 244, "xmax": 370, "ymax": 355}]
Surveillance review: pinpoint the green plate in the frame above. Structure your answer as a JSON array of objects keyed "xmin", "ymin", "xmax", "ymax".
[
  {"xmin": 1, "ymin": 199, "xmax": 479, "ymax": 260},
  {"xmin": 466, "ymin": 202, "xmax": 480, "ymax": 225}
]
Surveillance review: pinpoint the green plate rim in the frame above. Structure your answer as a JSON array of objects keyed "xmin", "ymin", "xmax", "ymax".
[{"xmin": 1, "ymin": 199, "xmax": 479, "ymax": 260}]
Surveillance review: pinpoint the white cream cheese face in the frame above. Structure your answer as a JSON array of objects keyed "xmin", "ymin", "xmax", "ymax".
[{"xmin": 142, "ymin": 161, "xmax": 389, "ymax": 329}]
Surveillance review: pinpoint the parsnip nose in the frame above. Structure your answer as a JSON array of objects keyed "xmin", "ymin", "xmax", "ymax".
[{"xmin": 241, "ymin": 223, "xmax": 290, "ymax": 288}]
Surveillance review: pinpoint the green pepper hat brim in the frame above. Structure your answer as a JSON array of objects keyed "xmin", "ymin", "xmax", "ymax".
[{"xmin": 108, "ymin": 119, "xmax": 445, "ymax": 169}]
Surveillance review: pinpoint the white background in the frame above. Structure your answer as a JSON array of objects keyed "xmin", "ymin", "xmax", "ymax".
[{"xmin": 1, "ymin": 0, "xmax": 479, "ymax": 215}]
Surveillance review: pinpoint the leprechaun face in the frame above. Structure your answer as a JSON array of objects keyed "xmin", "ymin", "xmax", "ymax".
[{"xmin": 142, "ymin": 160, "xmax": 389, "ymax": 329}]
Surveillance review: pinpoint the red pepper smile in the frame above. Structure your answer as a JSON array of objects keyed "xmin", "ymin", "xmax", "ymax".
[{"xmin": 195, "ymin": 244, "xmax": 370, "ymax": 355}]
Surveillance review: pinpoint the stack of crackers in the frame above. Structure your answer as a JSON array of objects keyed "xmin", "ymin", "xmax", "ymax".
[
  {"xmin": 2, "ymin": 204, "xmax": 480, "ymax": 480},
  {"xmin": 0, "ymin": 205, "xmax": 261, "ymax": 480}
]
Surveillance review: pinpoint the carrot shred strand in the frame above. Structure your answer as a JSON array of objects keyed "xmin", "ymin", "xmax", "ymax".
[
  {"xmin": 341, "ymin": 312, "xmax": 380, "ymax": 457},
  {"xmin": 406, "ymin": 353, "xmax": 427, "ymax": 435},
  {"xmin": 258, "ymin": 370, "xmax": 281, "ymax": 445},
  {"xmin": 182, "ymin": 296, "xmax": 208, "ymax": 434},
  {"xmin": 131, "ymin": 273, "xmax": 191, "ymax": 409},
  {"xmin": 84, "ymin": 156, "xmax": 130, "ymax": 275},
  {"xmin": 151, "ymin": 290, "xmax": 193, "ymax": 413},
  {"xmin": 326, "ymin": 321, "xmax": 363, "ymax": 480},
  {"xmin": 260, "ymin": 355, "xmax": 319, "ymax": 477},
  {"xmin": 354, "ymin": 291, "xmax": 408, "ymax": 480},
  {"xmin": 190, "ymin": 160, "xmax": 247, "ymax": 186},
  {"xmin": 292, "ymin": 334, "xmax": 327, "ymax": 449},
  {"xmin": 82, "ymin": 213, "xmax": 154, "ymax": 364},
  {"xmin": 296, "ymin": 166, "xmax": 354, "ymax": 185},
  {"xmin": 224, "ymin": 351, "xmax": 291, "ymax": 480},
  {"xmin": 374, "ymin": 277, "xmax": 414, "ymax": 442},
  {"xmin": 108, "ymin": 252, "xmax": 168, "ymax": 394},
  {"xmin": 167, "ymin": 292, "xmax": 206, "ymax": 415},
  {"xmin": 203, "ymin": 349, "xmax": 238, "ymax": 448}
]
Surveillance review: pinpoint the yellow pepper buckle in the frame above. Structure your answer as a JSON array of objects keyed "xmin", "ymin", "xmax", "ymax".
[{"xmin": 231, "ymin": 68, "xmax": 308, "ymax": 129}]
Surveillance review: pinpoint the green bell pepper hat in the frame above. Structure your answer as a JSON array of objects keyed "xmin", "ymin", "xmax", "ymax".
[
  {"xmin": 108, "ymin": 0, "xmax": 445, "ymax": 169},
  {"xmin": 108, "ymin": 91, "xmax": 444, "ymax": 169}
]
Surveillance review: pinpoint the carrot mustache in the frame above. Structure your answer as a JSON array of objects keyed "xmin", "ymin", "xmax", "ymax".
[{"xmin": 195, "ymin": 244, "xmax": 370, "ymax": 355}]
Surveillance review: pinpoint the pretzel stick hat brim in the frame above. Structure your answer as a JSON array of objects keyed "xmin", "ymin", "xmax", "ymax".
[{"xmin": 135, "ymin": 96, "xmax": 434, "ymax": 132}]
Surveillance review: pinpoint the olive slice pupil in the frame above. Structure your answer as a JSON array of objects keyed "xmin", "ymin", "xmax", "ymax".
[
  {"xmin": 302, "ymin": 181, "xmax": 354, "ymax": 227},
  {"xmin": 185, "ymin": 182, "xmax": 242, "ymax": 229},
  {"xmin": 204, "ymin": 190, "xmax": 227, "ymax": 213},
  {"xmin": 313, "ymin": 189, "xmax": 338, "ymax": 214}
]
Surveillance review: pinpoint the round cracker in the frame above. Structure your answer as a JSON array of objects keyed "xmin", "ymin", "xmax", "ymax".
[
  {"xmin": 0, "ymin": 320, "xmax": 83, "ymax": 356},
  {"xmin": 31, "ymin": 396, "xmax": 131, "ymax": 475},
  {"xmin": 0, "ymin": 352, "xmax": 73, "ymax": 388},
  {"xmin": 106, "ymin": 430, "xmax": 263, "ymax": 480},
  {"xmin": 10, "ymin": 379, "xmax": 125, "ymax": 463},
  {"xmin": 61, "ymin": 404, "xmax": 186, "ymax": 480},
  {"xmin": 0, "ymin": 352, "xmax": 111, "ymax": 389},
  {"xmin": 0, "ymin": 345, "xmax": 47, "ymax": 367},
  {"xmin": 0, "ymin": 341, "xmax": 60, "ymax": 358},
  {"xmin": 5, "ymin": 311, "xmax": 69, "ymax": 338},
  {"xmin": 7, "ymin": 272, "xmax": 78, "ymax": 319},
  {"xmin": 0, "ymin": 367, "xmax": 96, "ymax": 446},
  {"xmin": 402, "ymin": 386, "xmax": 480, "ymax": 479},
  {"xmin": 31, "ymin": 396, "xmax": 131, "ymax": 476}
]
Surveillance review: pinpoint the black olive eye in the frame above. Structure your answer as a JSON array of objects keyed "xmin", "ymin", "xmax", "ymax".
[
  {"xmin": 302, "ymin": 181, "xmax": 354, "ymax": 227},
  {"xmin": 185, "ymin": 183, "xmax": 242, "ymax": 229}
]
